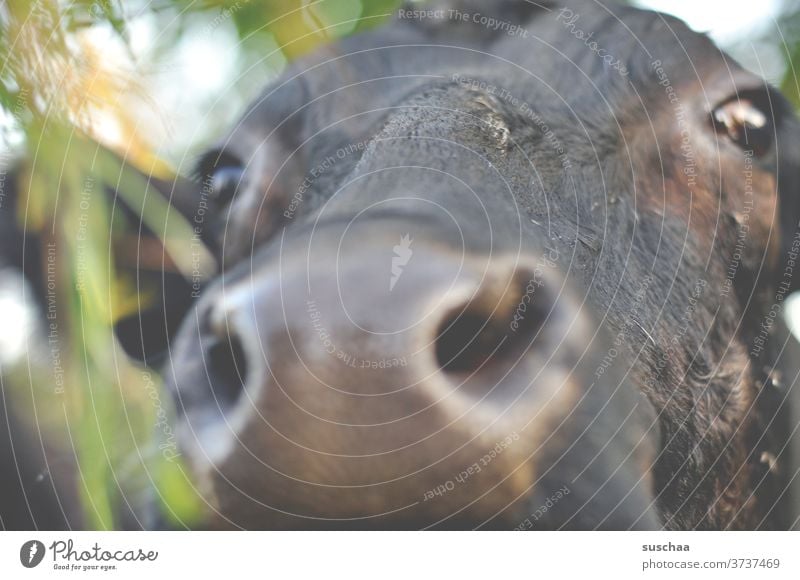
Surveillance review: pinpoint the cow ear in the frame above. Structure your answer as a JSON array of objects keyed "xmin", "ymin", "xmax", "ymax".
[
  {"xmin": 113, "ymin": 267, "xmax": 194, "ymax": 367},
  {"xmin": 111, "ymin": 173, "xmax": 210, "ymax": 366},
  {"xmin": 112, "ymin": 225, "xmax": 197, "ymax": 366}
]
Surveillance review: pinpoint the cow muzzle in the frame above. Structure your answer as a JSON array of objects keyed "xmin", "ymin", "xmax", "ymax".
[{"xmin": 165, "ymin": 216, "xmax": 628, "ymax": 528}]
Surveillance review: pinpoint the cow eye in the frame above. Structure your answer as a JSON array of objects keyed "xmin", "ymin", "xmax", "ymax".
[
  {"xmin": 210, "ymin": 165, "xmax": 245, "ymax": 205},
  {"xmin": 710, "ymin": 94, "xmax": 774, "ymax": 157},
  {"xmin": 195, "ymin": 150, "xmax": 245, "ymax": 205}
]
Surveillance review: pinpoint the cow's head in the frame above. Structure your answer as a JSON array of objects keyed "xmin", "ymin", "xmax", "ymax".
[{"xmin": 162, "ymin": 0, "xmax": 800, "ymax": 529}]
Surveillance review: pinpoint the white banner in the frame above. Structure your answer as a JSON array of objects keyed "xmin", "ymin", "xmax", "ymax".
[{"xmin": 0, "ymin": 532, "xmax": 798, "ymax": 578}]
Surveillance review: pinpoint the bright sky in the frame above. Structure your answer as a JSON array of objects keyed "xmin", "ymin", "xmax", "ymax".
[
  {"xmin": 636, "ymin": 0, "xmax": 783, "ymax": 44},
  {"xmin": 636, "ymin": 0, "xmax": 787, "ymax": 82}
]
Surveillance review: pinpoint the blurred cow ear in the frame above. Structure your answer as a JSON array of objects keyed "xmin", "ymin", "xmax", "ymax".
[
  {"xmin": 112, "ymin": 173, "xmax": 212, "ymax": 366},
  {"xmin": 113, "ymin": 267, "xmax": 194, "ymax": 367},
  {"xmin": 152, "ymin": 172, "xmax": 223, "ymax": 259}
]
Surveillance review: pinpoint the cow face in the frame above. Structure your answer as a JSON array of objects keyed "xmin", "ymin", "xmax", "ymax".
[{"xmin": 164, "ymin": 0, "xmax": 800, "ymax": 529}]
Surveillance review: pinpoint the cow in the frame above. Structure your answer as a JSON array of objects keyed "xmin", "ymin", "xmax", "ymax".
[
  {"xmin": 159, "ymin": 0, "xmax": 800, "ymax": 529},
  {"xmin": 2, "ymin": 0, "xmax": 800, "ymax": 530}
]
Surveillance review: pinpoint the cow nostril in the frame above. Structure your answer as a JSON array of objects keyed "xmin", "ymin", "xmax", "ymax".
[
  {"xmin": 434, "ymin": 274, "xmax": 546, "ymax": 376},
  {"xmin": 206, "ymin": 329, "xmax": 249, "ymax": 409}
]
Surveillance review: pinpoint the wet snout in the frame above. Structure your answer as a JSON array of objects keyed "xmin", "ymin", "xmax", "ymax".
[{"xmin": 166, "ymin": 217, "xmax": 641, "ymax": 529}]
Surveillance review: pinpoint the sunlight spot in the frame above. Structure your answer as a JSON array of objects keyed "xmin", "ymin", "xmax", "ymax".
[
  {"xmin": 784, "ymin": 292, "xmax": 800, "ymax": 343},
  {"xmin": 0, "ymin": 270, "xmax": 36, "ymax": 367},
  {"xmin": 635, "ymin": 0, "xmax": 782, "ymax": 44}
]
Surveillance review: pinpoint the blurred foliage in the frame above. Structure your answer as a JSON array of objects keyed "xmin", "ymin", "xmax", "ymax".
[
  {"xmin": 4, "ymin": 0, "xmax": 798, "ymax": 530},
  {"xmin": 0, "ymin": 0, "xmax": 400, "ymax": 529},
  {"xmin": 169, "ymin": 0, "xmax": 402, "ymax": 55}
]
